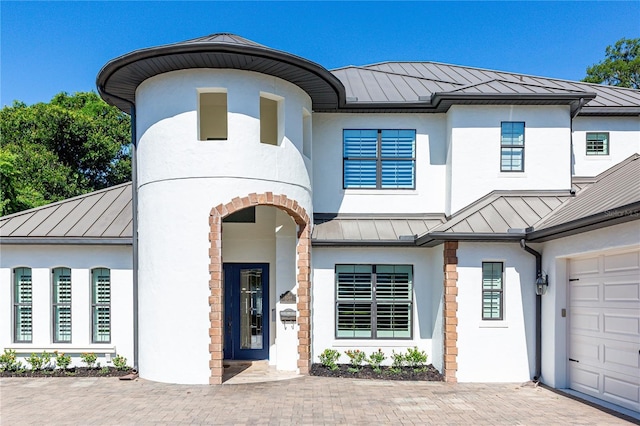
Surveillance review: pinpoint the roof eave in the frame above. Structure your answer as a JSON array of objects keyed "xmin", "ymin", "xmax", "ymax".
[
  {"xmin": 97, "ymin": 42, "xmax": 346, "ymax": 113},
  {"xmin": 311, "ymin": 239, "xmax": 418, "ymax": 247},
  {"xmin": 526, "ymin": 202, "xmax": 640, "ymax": 242},
  {"xmin": 0, "ymin": 237, "xmax": 133, "ymax": 245}
]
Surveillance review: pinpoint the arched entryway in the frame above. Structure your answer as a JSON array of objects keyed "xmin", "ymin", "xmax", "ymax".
[{"xmin": 208, "ymin": 192, "xmax": 311, "ymax": 384}]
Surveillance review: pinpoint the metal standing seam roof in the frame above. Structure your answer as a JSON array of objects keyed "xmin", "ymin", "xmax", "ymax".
[
  {"xmin": 528, "ymin": 154, "xmax": 640, "ymax": 240},
  {"xmin": 312, "ymin": 214, "xmax": 446, "ymax": 246},
  {"xmin": 0, "ymin": 183, "xmax": 132, "ymax": 244},
  {"xmin": 97, "ymin": 33, "xmax": 640, "ymax": 116},
  {"xmin": 413, "ymin": 191, "xmax": 574, "ymax": 246},
  {"xmin": 346, "ymin": 62, "xmax": 640, "ymax": 114}
]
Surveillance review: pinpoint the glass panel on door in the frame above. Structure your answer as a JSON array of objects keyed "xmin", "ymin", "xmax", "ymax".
[{"xmin": 240, "ymin": 269, "xmax": 263, "ymax": 350}]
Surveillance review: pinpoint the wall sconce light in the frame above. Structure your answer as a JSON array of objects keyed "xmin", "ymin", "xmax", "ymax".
[{"xmin": 535, "ymin": 274, "xmax": 549, "ymax": 296}]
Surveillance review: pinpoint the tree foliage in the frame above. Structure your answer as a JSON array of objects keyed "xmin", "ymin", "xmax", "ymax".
[
  {"xmin": 0, "ymin": 92, "xmax": 131, "ymax": 215},
  {"xmin": 583, "ymin": 38, "xmax": 640, "ymax": 89}
]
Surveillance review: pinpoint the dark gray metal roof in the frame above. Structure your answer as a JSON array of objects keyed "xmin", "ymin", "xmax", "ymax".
[
  {"xmin": 415, "ymin": 191, "xmax": 573, "ymax": 246},
  {"xmin": 97, "ymin": 34, "xmax": 639, "ymax": 115},
  {"xmin": 528, "ymin": 154, "xmax": 640, "ymax": 241},
  {"xmin": 97, "ymin": 33, "xmax": 345, "ymax": 112},
  {"xmin": 312, "ymin": 214, "xmax": 445, "ymax": 246},
  {"xmin": 334, "ymin": 62, "xmax": 640, "ymax": 115},
  {"xmin": 0, "ymin": 183, "xmax": 132, "ymax": 245}
]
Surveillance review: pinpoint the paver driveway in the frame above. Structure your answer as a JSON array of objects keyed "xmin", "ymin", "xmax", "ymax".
[{"xmin": 0, "ymin": 376, "xmax": 632, "ymax": 425}]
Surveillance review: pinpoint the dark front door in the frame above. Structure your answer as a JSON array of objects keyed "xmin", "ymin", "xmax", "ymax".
[{"xmin": 223, "ymin": 263, "xmax": 269, "ymax": 360}]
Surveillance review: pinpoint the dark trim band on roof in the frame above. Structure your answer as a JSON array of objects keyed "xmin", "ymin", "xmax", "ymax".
[{"xmin": 0, "ymin": 237, "xmax": 133, "ymax": 245}]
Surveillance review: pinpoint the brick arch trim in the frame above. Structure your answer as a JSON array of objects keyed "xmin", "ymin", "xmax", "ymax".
[{"xmin": 207, "ymin": 192, "xmax": 311, "ymax": 384}]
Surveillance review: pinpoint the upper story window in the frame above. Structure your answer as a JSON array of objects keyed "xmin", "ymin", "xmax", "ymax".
[
  {"xmin": 500, "ymin": 122, "xmax": 525, "ymax": 172},
  {"xmin": 482, "ymin": 262, "xmax": 504, "ymax": 320},
  {"xmin": 336, "ymin": 264, "xmax": 413, "ymax": 339},
  {"xmin": 52, "ymin": 267, "xmax": 72, "ymax": 343},
  {"xmin": 343, "ymin": 129, "xmax": 416, "ymax": 189},
  {"xmin": 586, "ymin": 132, "xmax": 609, "ymax": 155},
  {"xmin": 13, "ymin": 267, "xmax": 32, "ymax": 343},
  {"xmin": 92, "ymin": 268, "xmax": 111, "ymax": 343},
  {"xmin": 260, "ymin": 93, "xmax": 282, "ymax": 146},
  {"xmin": 199, "ymin": 91, "xmax": 228, "ymax": 140}
]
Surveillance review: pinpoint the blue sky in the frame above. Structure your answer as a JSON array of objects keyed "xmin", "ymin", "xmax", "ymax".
[{"xmin": 1, "ymin": 1, "xmax": 638, "ymax": 107}]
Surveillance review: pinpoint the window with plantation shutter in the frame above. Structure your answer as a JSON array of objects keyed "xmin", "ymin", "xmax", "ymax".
[
  {"xmin": 482, "ymin": 262, "xmax": 504, "ymax": 320},
  {"xmin": 336, "ymin": 264, "xmax": 413, "ymax": 339},
  {"xmin": 14, "ymin": 268, "xmax": 32, "ymax": 343},
  {"xmin": 53, "ymin": 267, "xmax": 72, "ymax": 343},
  {"xmin": 92, "ymin": 268, "xmax": 111, "ymax": 343},
  {"xmin": 343, "ymin": 129, "xmax": 415, "ymax": 189}
]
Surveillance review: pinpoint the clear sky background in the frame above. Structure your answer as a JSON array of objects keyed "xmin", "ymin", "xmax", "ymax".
[{"xmin": 1, "ymin": 1, "xmax": 638, "ymax": 107}]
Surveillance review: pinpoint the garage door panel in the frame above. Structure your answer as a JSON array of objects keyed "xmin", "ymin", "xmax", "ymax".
[
  {"xmin": 570, "ymin": 283, "xmax": 599, "ymax": 303},
  {"xmin": 603, "ymin": 251, "xmax": 640, "ymax": 273},
  {"xmin": 570, "ymin": 309, "xmax": 601, "ymax": 336},
  {"xmin": 570, "ymin": 257, "xmax": 600, "ymax": 275},
  {"xmin": 604, "ymin": 280, "xmax": 640, "ymax": 303},
  {"xmin": 568, "ymin": 335, "xmax": 600, "ymax": 363},
  {"xmin": 604, "ymin": 341, "xmax": 640, "ymax": 372},
  {"xmin": 603, "ymin": 311, "xmax": 640, "ymax": 338},
  {"xmin": 569, "ymin": 364, "xmax": 600, "ymax": 394},
  {"xmin": 602, "ymin": 372, "xmax": 640, "ymax": 412}
]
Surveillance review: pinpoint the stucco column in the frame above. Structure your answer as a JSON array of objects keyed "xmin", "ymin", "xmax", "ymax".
[{"xmin": 443, "ymin": 241, "xmax": 459, "ymax": 383}]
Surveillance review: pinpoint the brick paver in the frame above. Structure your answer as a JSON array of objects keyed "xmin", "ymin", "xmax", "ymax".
[{"xmin": 0, "ymin": 376, "xmax": 632, "ymax": 425}]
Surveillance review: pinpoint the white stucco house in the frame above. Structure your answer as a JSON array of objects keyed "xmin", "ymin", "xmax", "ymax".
[{"xmin": 1, "ymin": 34, "xmax": 639, "ymax": 413}]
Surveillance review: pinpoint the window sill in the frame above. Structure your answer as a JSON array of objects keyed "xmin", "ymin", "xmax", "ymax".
[
  {"xmin": 342, "ymin": 189, "xmax": 418, "ymax": 195},
  {"xmin": 332, "ymin": 340, "xmax": 415, "ymax": 347},
  {"xmin": 478, "ymin": 321, "xmax": 509, "ymax": 328},
  {"xmin": 584, "ymin": 155, "xmax": 610, "ymax": 160},
  {"xmin": 497, "ymin": 173, "xmax": 527, "ymax": 178},
  {"xmin": 6, "ymin": 344, "xmax": 116, "ymax": 353}
]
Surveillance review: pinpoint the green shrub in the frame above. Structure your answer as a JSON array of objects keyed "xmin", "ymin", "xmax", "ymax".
[
  {"xmin": 367, "ymin": 349, "xmax": 386, "ymax": 373},
  {"xmin": 0, "ymin": 349, "xmax": 23, "ymax": 372},
  {"xmin": 80, "ymin": 352, "xmax": 98, "ymax": 368},
  {"xmin": 391, "ymin": 350, "xmax": 406, "ymax": 369},
  {"xmin": 26, "ymin": 352, "xmax": 47, "ymax": 371},
  {"xmin": 113, "ymin": 354, "xmax": 128, "ymax": 370},
  {"xmin": 54, "ymin": 351, "xmax": 71, "ymax": 370},
  {"xmin": 344, "ymin": 349, "xmax": 366, "ymax": 373},
  {"xmin": 405, "ymin": 347, "xmax": 427, "ymax": 369},
  {"xmin": 318, "ymin": 348, "xmax": 340, "ymax": 371}
]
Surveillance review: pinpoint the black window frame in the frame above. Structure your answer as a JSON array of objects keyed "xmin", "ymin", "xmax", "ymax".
[
  {"xmin": 342, "ymin": 129, "xmax": 416, "ymax": 189},
  {"xmin": 482, "ymin": 262, "xmax": 504, "ymax": 321},
  {"xmin": 91, "ymin": 268, "xmax": 112, "ymax": 344},
  {"xmin": 335, "ymin": 264, "xmax": 413, "ymax": 339},
  {"xmin": 500, "ymin": 122, "xmax": 525, "ymax": 172},
  {"xmin": 52, "ymin": 267, "xmax": 72, "ymax": 343}
]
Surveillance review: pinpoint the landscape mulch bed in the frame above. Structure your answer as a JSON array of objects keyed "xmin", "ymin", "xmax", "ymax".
[
  {"xmin": 1, "ymin": 367, "xmax": 135, "ymax": 378},
  {"xmin": 310, "ymin": 363, "xmax": 444, "ymax": 381}
]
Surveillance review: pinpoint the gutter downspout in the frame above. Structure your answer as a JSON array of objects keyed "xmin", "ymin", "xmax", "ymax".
[
  {"xmin": 520, "ymin": 239, "xmax": 542, "ymax": 382},
  {"xmin": 569, "ymin": 98, "xmax": 585, "ymax": 177},
  {"xmin": 98, "ymin": 89, "xmax": 139, "ymax": 372}
]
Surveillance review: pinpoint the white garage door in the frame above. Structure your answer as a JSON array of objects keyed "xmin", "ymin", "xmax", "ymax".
[{"xmin": 568, "ymin": 248, "xmax": 640, "ymax": 412}]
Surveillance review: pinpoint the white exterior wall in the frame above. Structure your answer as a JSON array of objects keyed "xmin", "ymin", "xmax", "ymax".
[
  {"xmin": 456, "ymin": 242, "xmax": 536, "ymax": 382},
  {"xmin": 448, "ymin": 106, "xmax": 572, "ymax": 214},
  {"xmin": 135, "ymin": 69, "xmax": 312, "ymax": 384},
  {"xmin": 311, "ymin": 113, "xmax": 447, "ymax": 214},
  {"xmin": 311, "ymin": 247, "xmax": 443, "ymax": 370},
  {"xmin": 539, "ymin": 221, "xmax": 640, "ymax": 389},
  {"xmin": 0, "ymin": 245, "xmax": 133, "ymax": 368},
  {"xmin": 572, "ymin": 116, "xmax": 640, "ymax": 177}
]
